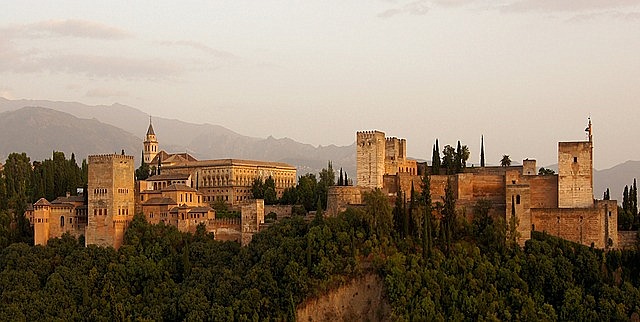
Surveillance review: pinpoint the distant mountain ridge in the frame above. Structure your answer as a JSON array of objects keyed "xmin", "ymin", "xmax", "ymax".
[{"xmin": 0, "ymin": 98, "xmax": 356, "ymax": 176}]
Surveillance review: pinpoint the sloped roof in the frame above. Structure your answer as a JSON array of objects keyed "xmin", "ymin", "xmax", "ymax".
[
  {"xmin": 163, "ymin": 184, "xmax": 197, "ymax": 192},
  {"xmin": 146, "ymin": 173, "xmax": 191, "ymax": 181},
  {"xmin": 142, "ymin": 197, "xmax": 178, "ymax": 206},
  {"xmin": 52, "ymin": 195, "xmax": 84, "ymax": 204},
  {"xmin": 34, "ymin": 198, "xmax": 51, "ymax": 206},
  {"xmin": 147, "ymin": 122, "xmax": 155, "ymax": 136},
  {"xmin": 189, "ymin": 207, "xmax": 213, "ymax": 213}
]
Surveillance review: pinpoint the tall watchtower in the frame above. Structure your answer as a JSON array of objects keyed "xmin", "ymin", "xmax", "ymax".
[
  {"xmin": 86, "ymin": 154, "xmax": 135, "ymax": 249},
  {"xmin": 143, "ymin": 117, "xmax": 158, "ymax": 164},
  {"xmin": 33, "ymin": 198, "xmax": 51, "ymax": 246},
  {"xmin": 558, "ymin": 119, "xmax": 594, "ymax": 208},
  {"xmin": 356, "ymin": 131, "xmax": 386, "ymax": 189}
]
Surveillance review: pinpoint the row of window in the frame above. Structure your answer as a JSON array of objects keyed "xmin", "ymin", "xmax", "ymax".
[{"xmin": 94, "ymin": 188, "xmax": 107, "ymax": 195}]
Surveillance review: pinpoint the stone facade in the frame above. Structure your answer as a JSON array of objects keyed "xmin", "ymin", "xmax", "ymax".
[
  {"xmin": 142, "ymin": 124, "xmax": 297, "ymax": 207},
  {"xmin": 357, "ymin": 131, "xmax": 417, "ymax": 189},
  {"xmin": 332, "ymin": 120, "xmax": 620, "ymax": 249},
  {"xmin": 30, "ymin": 194, "xmax": 87, "ymax": 246},
  {"xmin": 85, "ymin": 154, "xmax": 135, "ymax": 249}
]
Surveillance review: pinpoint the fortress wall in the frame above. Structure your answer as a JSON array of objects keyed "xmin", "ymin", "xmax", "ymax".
[
  {"xmin": 471, "ymin": 175, "xmax": 505, "ymax": 206},
  {"xmin": 264, "ymin": 205, "xmax": 293, "ymax": 219},
  {"xmin": 327, "ymin": 186, "xmax": 366, "ymax": 217},
  {"xmin": 529, "ymin": 176, "xmax": 558, "ymax": 208},
  {"xmin": 618, "ymin": 231, "xmax": 638, "ymax": 250},
  {"xmin": 531, "ymin": 207, "xmax": 607, "ymax": 248}
]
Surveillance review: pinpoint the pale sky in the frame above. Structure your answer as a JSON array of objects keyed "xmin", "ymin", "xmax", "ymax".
[{"xmin": 1, "ymin": 1, "xmax": 639, "ymax": 169}]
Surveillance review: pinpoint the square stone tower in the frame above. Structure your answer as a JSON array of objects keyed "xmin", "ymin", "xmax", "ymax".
[
  {"xmin": 357, "ymin": 131, "xmax": 386, "ymax": 189},
  {"xmin": 86, "ymin": 154, "xmax": 135, "ymax": 249},
  {"xmin": 558, "ymin": 120, "xmax": 593, "ymax": 208}
]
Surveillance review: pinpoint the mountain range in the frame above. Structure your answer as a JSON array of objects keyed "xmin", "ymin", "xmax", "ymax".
[
  {"xmin": 0, "ymin": 98, "xmax": 356, "ymax": 177},
  {"xmin": 0, "ymin": 97, "xmax": 638, "ymax": 203}
]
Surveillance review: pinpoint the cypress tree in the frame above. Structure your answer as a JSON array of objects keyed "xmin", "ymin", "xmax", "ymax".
[
  {"xmin": 338, "ymin": 168, "xmax": 344, "ymax": 186},
  {"xmin": 455, "ymin": 141, "xmax": 462, "ymax": 173},
  {"xmin": 344, "ymin": 171, "xmax": 349, "ymax": 186},
  {"xmin": 421, "ymin": 173, "xmax": 432, "ymax": 259},
  {"xmin": 623, "ymin": 185, "xmax": 629, "ymax": 214},
  {"xmin": 409, "ymin": 181, "xmax": 416, "ymax": 238},
  {"xmin": 633, "ymin": 179, "xmax": 638, "ymax": 217},
  {"xmin": 480, "ymin": 135, "xmax": 485, "ymax": 167},
  {"xmin": 432, "ymin": 140, "xmax": 441, "ymax": 174}
]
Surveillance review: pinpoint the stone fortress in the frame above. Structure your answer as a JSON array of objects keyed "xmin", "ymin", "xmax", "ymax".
[
  {"xmin": 329, "ymin": 119, "xmax": 621, "ymax": 249},
  {"xmin": 28, "ymin": 120, "xmax": 298, "ymax": 248}
]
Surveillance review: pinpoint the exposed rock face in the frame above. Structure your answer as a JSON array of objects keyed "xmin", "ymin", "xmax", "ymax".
[{"xmin": 296, "ymin": 274, "xmax": 390, "ymax": 322}]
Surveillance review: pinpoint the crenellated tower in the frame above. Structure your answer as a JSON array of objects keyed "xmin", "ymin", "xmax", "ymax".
[
  {"xmin": 143, "ymin": 117, "xmax": 159, "ymax": 164},
  {"xmin": 86, "ymin": 154, "xmax": 135, "ymax": 249},
  {"xmin": 356, "ymin": 131, "xmax": 386, "ymax": 189}
]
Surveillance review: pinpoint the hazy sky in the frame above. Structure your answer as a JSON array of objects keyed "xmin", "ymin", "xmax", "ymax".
[{"xmin": 1, "ymin": 1, "xmax": 639, "ymax": 169}]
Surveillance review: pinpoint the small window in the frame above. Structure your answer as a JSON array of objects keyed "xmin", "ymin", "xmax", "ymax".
[
  {"xmin": 60, "ymin": 216, "xmax": 65, "ymax": 227},
  {"xmin": 516, "ymin": 195, "xmax": 521, "ymax": 204},
  {"xmin": 573, "ymin": 157, "xmax": 578, "ymax": 163}
]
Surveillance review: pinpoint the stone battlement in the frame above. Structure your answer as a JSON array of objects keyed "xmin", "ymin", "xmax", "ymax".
[
  {"xmin": 356, "ymin": 131, "xmax": 385, "ymax": 141},
  {"xmin": 89, "ymin": 154, "xmax": 134, "ymax": 162}
]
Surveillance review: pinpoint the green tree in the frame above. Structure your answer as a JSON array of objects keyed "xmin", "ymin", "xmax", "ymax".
[
  {"xmin": 480, "ymin": 135, "xmax": 485, "ymax": 167},
  {"xmin": 431, "ymin": 140, "xmax": 441, "ymax": 174},
  {"xmin": 251, "ymin": 178, "xmax": 265, "ymax": 199},
  {"xmin": 135, "ymin": 151, "xmax": 151, "ymax": 180},
  {"xmin": 421, "ymin": 173, "xmax": 433, "ymax": 259},
  {"xmin": 316, "ymin": 161, "xmax": 335, "ymax": 210},
  {"xmin": 263, "ymin": 176, "xmax": 277, "ymax": 205},
  {"xmin": 501, "ymin": 155, "xmax": 512, "ymax": 167},
  {"xmin": 442, "ymin": 145, "xmax": 456, "ymax": 175},
  {"xmin": 363, "ymin": 188, "xmax": 393, "ymax": 239},
  {"xmin": 441, "ymin": 178, "xmax": 456, "ymax": 252},
  {"xmin": 538, "ymin": 167, "xmax": 555, "ymax": 175},
  {"xmin": 297, "ymin": 174, "xmax": 317, "ymax": 211}
]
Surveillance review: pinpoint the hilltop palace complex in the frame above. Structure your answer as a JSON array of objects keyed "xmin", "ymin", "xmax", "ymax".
[
  {"xmin": 29, "ymin": 121, "xmax": 297, "ymax": 248},
  {"xmin": 27, "ymin": 118, "xmax": 631, "ymax": 250}
]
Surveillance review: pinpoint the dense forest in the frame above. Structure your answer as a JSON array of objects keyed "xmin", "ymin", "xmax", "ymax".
[
  {"xmin": 2, "ymin": 152, "xmax": 640, "ymax": 320},
  {"xmin": 1, "ymin": 192, "xmax": 640, "ymax": 320}
]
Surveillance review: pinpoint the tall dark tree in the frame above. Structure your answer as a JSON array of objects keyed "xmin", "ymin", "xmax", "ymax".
[
  {"xmin": 500, "ymin": 155, "xmax": 512, "ymax": 167},
  {"xmin": 603, "ymin": 188, "xmax": 610, "ymax": 200},
  {"xmin": 393, "ymin": 188, "xmax": 405, "ymax": 239},
  {"xmin": 442, "ymin": 145, "xmax": 456, "ymax": 175},
  {"xmin": 480, "ymin": 135, "xmax": 485, "ymax": 167},
  {"xmin": 251, "ymin": 178, "xmax": 265, "ymax": 200},
  {"xmin": 316, "ymin": 161, "xmax": 336, "ymax": 210},
  {"xmin": 441, "ymin": 178, "xmax": 456, "ymax": 252},
  {"xmin": 623, "ymin": 185, "xmax": 629, "ymax": 214},
  {"xmin": 338, "ymin": 168, "xmax": 344, "ymax": 186},
  {"xmin": 263, "ymin": 176, "xmax": 277, "ymax": 205},
  {"xmin": 408, "ymin": 181, "xmax": 417, "ymax": 238},
  {"xmin": 421, "ymin": 173, "xmax": 433, "ymax": 259},
  {"xmin": 431, "ymin": 140, "xmax": 441, "ymax": 174},
  {"xmin": 455, "ymin": 141, "xmax": 463, "ymax": 173},
  {"xmin": 344, "ymin": 171, "xmax": 349, "ymax": 186},
  {"xmin": 632, "ymin": 178, "xmax": 638, "ymax": 219}
]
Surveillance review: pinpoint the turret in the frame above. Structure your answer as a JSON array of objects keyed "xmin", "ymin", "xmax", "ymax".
[{"xmin": 143, "ymin": 116, "xmax": 159, "ymax": 164}]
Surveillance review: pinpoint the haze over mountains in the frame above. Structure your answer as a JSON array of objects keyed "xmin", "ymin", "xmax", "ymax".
[
  {"xmin": 1, "ymin": 97, "xmax": 638, "ymax": 203},
  {"xmin": 0, "ymin": 98, "xmax": 356, "ymax": 176}
]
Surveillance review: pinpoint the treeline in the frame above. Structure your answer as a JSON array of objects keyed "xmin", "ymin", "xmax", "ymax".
[
  {"xmin": 1, "ymin": 185, "xmax": 640, "ymax": 320},
  {"xmin": 0, "ymin": 152, "xmax": 87, "ymax": 247},
  {"xmin": 252, "ymin": 161, "xmax": 349, "ymax": 211},
  {"xmin": 617, "ymin": 179, "xmax": 639, "ymax": 230},
  {"xmin": 0, "ymin": 198, "xmax": 388, "ymax": 321}
]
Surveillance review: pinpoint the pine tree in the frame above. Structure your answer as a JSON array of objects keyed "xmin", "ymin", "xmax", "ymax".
[{"xmin": 480, "ymin": 135, "xmax": 485, "ymax": 167}]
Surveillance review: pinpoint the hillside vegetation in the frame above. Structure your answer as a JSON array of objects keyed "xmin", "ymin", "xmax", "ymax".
[{"xmin": 2, "ymin": 189, "xmax": 640, "ymax": 321}]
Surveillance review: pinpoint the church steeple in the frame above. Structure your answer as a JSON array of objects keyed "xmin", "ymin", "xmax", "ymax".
[{"xmin": 143, "ymin": 116, "xmax": 159, "ymax": 165}]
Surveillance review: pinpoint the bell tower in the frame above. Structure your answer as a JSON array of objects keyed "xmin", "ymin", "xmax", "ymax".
[{"xmin": 143, "ymin": 116, "xmax": 158, "ymax": 164}]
